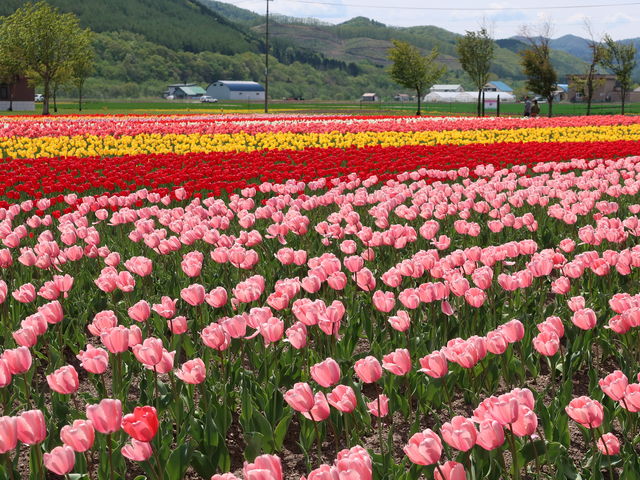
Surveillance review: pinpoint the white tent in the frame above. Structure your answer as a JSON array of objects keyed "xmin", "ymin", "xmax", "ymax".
[{"xmin": 423, "ymin": 91, "xmax": 515, "ymax": 103}]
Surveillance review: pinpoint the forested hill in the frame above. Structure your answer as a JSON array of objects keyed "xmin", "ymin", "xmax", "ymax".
[{"xmin": 0, "ymin": 0, "xmax": 259, "ymax": 54}]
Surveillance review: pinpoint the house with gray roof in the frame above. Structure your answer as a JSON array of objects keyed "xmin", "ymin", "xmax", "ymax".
[
  {"xmin": 164, "ymin": 84, "xmax": 207, "ymax": 100},
  {"xmin": 206, "ymin": 81, "xmax": 265, "ymax": 101}
]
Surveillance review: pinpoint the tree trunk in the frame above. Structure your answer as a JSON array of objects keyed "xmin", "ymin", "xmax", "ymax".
[
  {"xmin": 477, "ymin": 90, "xmax": 482, "ymax": 117},
  {"xmin": 79, "ymin": 84, "xmax": 83, "ymax": 112},
  {"xmin": 548, "ymin": 97, "xmax": 553, "ymax": 117},
  {"xmin": 42, "ymin": 79, "xmax": 50, "ymax": 115},
  {"xmin": 621, "ymin": 88, "xmax": 626, "ymax": 115},
  {"xmin": 416, "ymin": 88, "xmax": 421, "ymax": 116},
  {"xmin": 586, "ymin": 70, "xmax": 593, "ymax": 116},
  {"xmin": 53, "ymin": 87, "xmax": 58, "ymax": 113}
]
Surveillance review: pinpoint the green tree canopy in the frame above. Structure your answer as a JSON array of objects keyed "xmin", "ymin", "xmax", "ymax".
[
  {"xmin": 598, "ymin": 34, "xmax": 637, "ymax": 115},
  {"xmin": 520, "ymin": 34, "xmax": 557, "ymax": 117},
  {"xmin": 0, "ymin": 1, "xmax": 95, "ymax": 114},
  {"xmin": 456, "ymin": 28, "xmax": 495, "ymax": 116},
  {"xmin": 388, "ymin": 39, "xmax": 445, "ymax": 115}
]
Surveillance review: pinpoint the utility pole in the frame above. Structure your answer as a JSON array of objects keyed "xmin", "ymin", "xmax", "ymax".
[{"xmin": 264, "ymin": 0, "xmax": 272, "ymax": 113}]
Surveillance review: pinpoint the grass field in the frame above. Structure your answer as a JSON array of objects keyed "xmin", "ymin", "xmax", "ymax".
[{"xmin": 2, "ymin": 98, "xmax": 640, "ymax": 116}]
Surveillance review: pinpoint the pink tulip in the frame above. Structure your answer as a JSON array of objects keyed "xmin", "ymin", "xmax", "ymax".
[
  {"xmin": 599, "ymin": 370, "xmax": 628, "ymax": 401},
  {"xmin": 121, "ymin": 439, "xmax": 153, "ymax": 461},
  {"xmin": 17, "ymin": 409, "xmax": 46, "ymax": 444},
  {"xmin": 86, "ymin": 399, "xmax": 122, "ymax": 434},
  {"xmin": 434, "ymin": 461, "xmax": 467, "ymax": 480},
  {"xmin": 476, "ymin": 420, "xmax": 505, "ymax": 450},
  {"xmin": 621, "ymin": 384, "xmax": 640, "ymax": 412},
  {"xmin": 572, "ymin": 308, "xmax": 597, "ymax": 330},
  {"xmin": 124, "ymin": 256, "xmax": 153, "ymax": 277},
  {"xmin": 175, "ymin": 358, "xmax": 206, "ymax": 384},
  {"xmin": 201, "ymin": 323, "xmax": 231, "ymax": 351},
  {"xmin": 243, "ymin": 454, "xmax": 283, "ymax": 480},
  {"xmin": 101, "ymin": 326, "xmax": 131, "ymax": 353},
  {"xmin": 88, "ymin": 310, "xmax": 118, "ymax": 336},
  {"xmin": 43, "ymin": 445, "xmax": 75, "ymax": 475},
  {"xmin": 12, "ymin": 283, "xmax": 36, "ymax": 303},
  {"xmin": 46, "ymin": 365, "xmax": 79, "ymax": 395},
  {"xmin": 211, "ymin": 475, "xmax": 241, "ymax": 480},
  {"xmin": 464, "ymin": 288, "xmax": 486, "ymax": 308},
  {"xmin": 77, "ymin": 344, "xmax": 109, "ymax": 374},
  {"xmin": 500, "ymin": 319, "xmax": 524, "ymax": 343},
  {"xmin": 302, "ymin": 392, "xmax": 330, "ymax": 422},
  {"xmin": 354, "ymin": 356, "xmax": 382, "ymax": 383},
  {"xmin": 367, "ymin": 394, "xmax": 389, "ymax": 418},
  {"xmin": 168, "ymin": 316, "xmax": 188, "ymax": 335},
  {"xmin": 285, "ymin": 321, "xmax": 307, "ymax": 349},
  {"xmin": 532, "ymin": 331, "xmax": 560, "ymax": 356},
  {"xmin": 12, "ymin": 326, "xmax": 38, "ymax": 348},
  {"xmin": 0, "ymin": 416, "xmax": 18, "ymax": 453},
  {"xmin": 327, "ymin": 385, "xmax": 357, "ymax": 413},
  {"xmin": 597, "ymin": 433, "xmax": 620, "ymax": 455},
  {"xmin": 205, "ymin": 287, "xmax": 228, "ymax": 308},
  {"xmin": 388, "ymin": 310, "xmax": 411, "ymax": 332},
  {"xmin": 128, "ymin": 300, "xmax": 151, "ymax": 322},
  {"xmin": 382, "ymin": 348, "xmax": 412, "ymax": 376},
  {"xmin": 404, "ymin": 429, "xmax": 442, "ymax": 465},
  {"xmin": 419, "ymin": 351, "xmax": 448, "ymax": 378},
  {"xmin": 311, "ymin": 358, "xmax": 341, "ymax": 388},
  {"xmin": 485, "ymin": 330, "xmax": 508, "ymax": 355},
  {"xmin": 565, "ymin": 396, "xmax": 603, "ymax": 428},
  {"xmin": 152, "ymin": 296, "xmax": 177, "ymax": 318},
  {"xmin": 2, "ymin": 346, "xmax": 32, "ymax": 375},
  {"xmin": 441, "ymin": 416, "xmax": 477, "ymax": 452},
  {"xmin": 38, "ymin": 300, "xmax": 63, "ymax": 324},
  {"xmin": 60, "ymin": 419, "xmax": 95, "ymax": 452},
  {"xmin": 181, "ymin": 284, "xmax": 206, "ymax": 306},
  {"xmin": 510, "ymin": 406, "xmax": 538, "ymax": 437},
  {"xmin": 132, "ymin": 337, "xmax": 164, "ymax": 366},
  {"xmin": 285, "ymin": 383, "xmax": 315, "ymax": 413},
  {"xmin": 372, "ymin": 291, "xmax": 395, "ymax": 313}
]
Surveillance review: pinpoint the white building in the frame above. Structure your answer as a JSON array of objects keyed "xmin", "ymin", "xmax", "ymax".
[
  {"xmin": 206, "ymin": 81, "xmax": 265, "ymax": 101},
  {"xmin": 429, "ymin": 84, "xmax": 464, "ymax": 93},
  {"xmin": 424, "ymin": 91, "xmax": 515, "ymax": 103}
]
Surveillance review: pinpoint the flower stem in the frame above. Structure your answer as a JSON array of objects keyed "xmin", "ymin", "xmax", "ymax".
[{"xmin": 107, "ymin": 433, "xmax": 115, "ymax": 480}]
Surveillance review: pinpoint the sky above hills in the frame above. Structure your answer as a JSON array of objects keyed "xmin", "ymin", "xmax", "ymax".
[{"xmin": 230, "ymin": 0, "xmax": 639, "ymax": 39}]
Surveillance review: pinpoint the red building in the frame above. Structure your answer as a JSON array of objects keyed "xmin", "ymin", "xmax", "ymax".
[{"xmin": 0, "ymin": 76, "xmax": 35, "ymax": 111}]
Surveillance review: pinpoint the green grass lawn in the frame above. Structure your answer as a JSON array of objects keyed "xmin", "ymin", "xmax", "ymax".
[{"xmin": 2, "ymin": 98, "xmax": 639, "ymax": 116}]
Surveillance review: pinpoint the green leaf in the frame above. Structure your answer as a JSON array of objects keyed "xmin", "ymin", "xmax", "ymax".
[
  {"xmin": 166, "ymin": 442, "xmax": 192, "ymax": 480},
  {"xmin": 273, "ymin": 413, "xmax": 293, "ymax": 451}
]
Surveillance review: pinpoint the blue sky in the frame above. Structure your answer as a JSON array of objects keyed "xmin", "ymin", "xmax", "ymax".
[{"xmin": 227, "ymin": 0, "xmax": 640, "ymax": 40}]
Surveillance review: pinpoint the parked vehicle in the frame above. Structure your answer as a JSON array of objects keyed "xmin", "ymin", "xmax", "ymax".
[
  {"xmin": 34, "ymin": 94, "xmax": 44, "ymax": 102},
  {"xmin": 199, "ymin": 95, "xmax": 218, "ymax": 103}
]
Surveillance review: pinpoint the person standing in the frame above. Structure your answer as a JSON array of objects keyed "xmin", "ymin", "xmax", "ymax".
[
  {"xmin": 523, "ymin": 96, "xmax": 532, "ymax": 117},
  {"xmin": 531, "ymin": 99, "xmax": 540, "ymax": 117}
]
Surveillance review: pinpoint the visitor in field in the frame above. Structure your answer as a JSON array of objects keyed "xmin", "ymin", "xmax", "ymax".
[
  {"xmin": 523, "ymin": 96, "xmax": 532, "ymax": 117},
  {"xmin": 531, "ymin": 100, "xmax": 540, "ymax": 118}
]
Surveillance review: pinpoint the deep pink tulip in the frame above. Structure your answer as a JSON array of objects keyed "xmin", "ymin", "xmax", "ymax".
[
  {"xmin": 311, "ymin": 358, "xmax": 341, "ymax": 388},
  {"xmin": 366, "ymin": 394, "xmax": 389, "ymax": 418},
  {"xmin": 46, "ymin": 365, "xmax": 79, "ymax": 395},
  {"xmin": 60, "ymin": 419, "xmax": 95, "ymax": 452},
  {"xmin": 285, "ymin": 382, "xmax": 315, "ymax": 413},
  {"xmin": 128, "ymin": 300, "xmax": 151, "ymax": 322},
  {"xmin": 382, "ymin": 348, "xmax": 412, "ymax": 376},
  {"xmin": 0, "ymin": 416, "xmax": 18, "ymax": 453},
  {"xmin": 565, "ymin": 396, "xmax": 604, "ymax": 428},
  {"xmin": 327, "ymin": 385, "xmax": 357, "ymax": 413},
  {"xmin": 175, "ymin": 358, "xmax": 206, "ymax": 384},
  {"xmin": 86, "ymin": 399, "xmax": 122, "ymax": 434},
  {"xmin": 354, "ymin": 356, "xmax": 382, "ymax": 383},
  {"xmin": 441, "ymin": 416, "xmax": 477, "ymax": 452},
  {"xmin": 434, "ymin": 461, "xmax": 467, "ymax": 480},
  {"xmin": 597, "ymin": 433, "xmax": 621, "ymax": 455},
  {"xmin": 43, "ymin": 445, "xmax": 75, "ymax": 475},
  {"xmin": 404, "ymin": 429, "xmax": 442, "ymax": 466},
  {"xmin": 121, "ymin": 439, "xmax": 153, "ymax": 461},
  {"xmin": 2, "ymin": 346, "xmax": 32, "ymax": 375},
  {"xmin": 243, "ymin": 454, "xmax": 283, "ymax": 480},
  {"xmin": 77, "ymin": 344, "xmax": 109, "ymax": 374},
  {"xmin": 17, "ymin": 409, "xmax": 46, "ymax": 445}
]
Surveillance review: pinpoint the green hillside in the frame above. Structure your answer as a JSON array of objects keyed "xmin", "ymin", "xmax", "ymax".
[{"xmin": 0, "ymin": 0, "xmax": 259, "ymax": 54}]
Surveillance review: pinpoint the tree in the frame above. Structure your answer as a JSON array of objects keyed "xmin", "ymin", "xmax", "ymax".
[
  {"xmin": 0, "ymin": 46, "xmax": 21, "ymax": 111},
  {"xmin": 598, "ymin": 34, "xmax": 637, "ymax": 115},
  {"xmin": 388, "ymin": 40, "xmax": 445, "ymax": 116},
  {"xmin": 519, "ymin": 23, "xmax": 557, "ymax": 117},
  {"xmin": 71, "ymin": 29, "xmax": 95, "ymax": 111},
  {"xmin": 0, "ymin": 2, "xmax": 94, "ymax": 115},
  {"xmin": 456, "ymin": 28, "xmax": 495, "ymax": 117}
]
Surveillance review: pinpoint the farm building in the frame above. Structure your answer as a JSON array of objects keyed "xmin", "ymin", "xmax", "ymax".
[
  {"xmin": 0, "ymin": 77, "xmax": 35, "ymax": 111},
  {"xmin": 424, "ymin": 90, "xmax": 515, "ymax": 103},
  {"xmin": 206, "ymin": 81, "xmax": 265, "ymax": 101},
  {"xmin": 429, "ymin": 84, "xmax": 464, "ymax": 93},
  {"xmin": 361, "ymin": 93, "xmax": 379, "ymax": 102},
  {"xmin": 164, "ymin": 84, "xmax": 207, "ymax": 100},
  {"xmin": 484, "ymin": 81, "xmax": 513, "ymax": 93}
]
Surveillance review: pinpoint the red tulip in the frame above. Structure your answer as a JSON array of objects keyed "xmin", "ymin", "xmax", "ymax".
[{"xmin": 122, "ymin": 406, "xmax": 159, "ymax": 442}]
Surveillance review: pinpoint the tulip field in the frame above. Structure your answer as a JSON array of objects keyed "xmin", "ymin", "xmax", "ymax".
[{"xmin": 1, "ymin": 113, "xmax": 640, "ymax": 480}]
